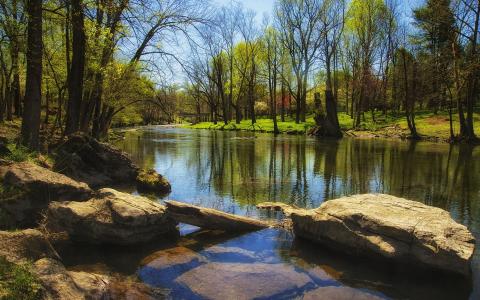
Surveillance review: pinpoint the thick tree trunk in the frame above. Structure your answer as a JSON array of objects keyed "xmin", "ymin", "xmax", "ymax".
[
  {"xmin": 65, "ymin": 0, "xmax": 86, "ymax": 135},
  {"xmin": 21, "ymin": 0, "xmax": 42, "ymax": 149}
]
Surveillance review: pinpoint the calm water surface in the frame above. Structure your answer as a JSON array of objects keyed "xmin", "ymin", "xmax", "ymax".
[{"xmin": 60, "ymin": 127, "xmax": 480, "ymax": 299}]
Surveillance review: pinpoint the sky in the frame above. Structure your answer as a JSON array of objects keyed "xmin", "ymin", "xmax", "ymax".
[
  {"xmin": 215, "ymin": 0, "xmax": 276, "ymax": 22},
  {"xmin": 214, "ymin": 0, "xmax": 424, "ymax": 24}
]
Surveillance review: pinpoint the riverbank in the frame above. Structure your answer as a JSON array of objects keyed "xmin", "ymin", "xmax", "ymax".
[{"xmin": 184, "ymin": 111, "xmax": 480, "ymax": 143}]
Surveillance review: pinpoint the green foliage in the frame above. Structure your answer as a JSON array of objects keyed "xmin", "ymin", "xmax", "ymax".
[
  {"xmin": 0, "ymin": 256, "xmax": 42, "ymax": 300},
  {"xmin": 186, "ymin": 117, "xmax": 316, "ymax": 134},
  {"xmin": 5, "ymin": 144, "xmax": 36, "ymax": 162}
]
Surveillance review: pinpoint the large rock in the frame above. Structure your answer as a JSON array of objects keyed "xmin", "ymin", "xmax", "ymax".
[
  {"xmin": 165, "ymin": 200, "xmax": 270, "ymax": 232},
  {"xmin": 0, "ymin": 161, "xmax": 93, "ymax": 228},
  {"xmin": 0, "ymin": 161, "xmax": 92, "ymax": 201},
  {"xmin": 35, "ymin": 258, "xmax": 162, "ymax": 300},
  {"xmin": 291, "ymin": 194, "xmax": 475, "ymax": 276},
  {"xmin": 54, "ymin": 133, "xmax": 139, "ymax": 187},
  {"xmin": 46, "ymin": 188, "xmax": 178, "ymax": 245},
  {"xmin": 34, "ymin": 258, "xmax": 101, "ymax": 299},
  {"xmin": 0, "ymin": 229, "xmax": 59, "ymax": 264},
  {"xmin": 175, "ymin": 262, "xmax": 313, "ymax": 299}
]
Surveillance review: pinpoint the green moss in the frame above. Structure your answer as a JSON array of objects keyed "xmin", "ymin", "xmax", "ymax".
[
  {"xmin": 0, "ymin": 256, "xmax": 42, "ymax": 300},
  {"xmin": 136, "ymin": 169, "xmax": 171, "ymax": 194}
]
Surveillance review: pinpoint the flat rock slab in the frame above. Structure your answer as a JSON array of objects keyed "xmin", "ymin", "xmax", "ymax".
[
  {"xmin": 46, "ymin": 188, "xmax": 178, "ymax": 245},
  {"xmin": 175, "ymin": 262, "xmax": 313, "ymax": 299},
  {"xmin": 165, "ymin": 200, "xmax": 269, "ymax": 232},
  {"xmin": 291, "ymin": 194, "xmax": 475, "ymax": 276},
  {"xmin": 0, "ymin": 161, "xmax": 92, "ymax": 201}
]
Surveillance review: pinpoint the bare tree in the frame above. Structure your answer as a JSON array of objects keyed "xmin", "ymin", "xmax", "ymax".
[{"xmin": 275, "ymin": 0, "xmax": 324, "ymax": 123}]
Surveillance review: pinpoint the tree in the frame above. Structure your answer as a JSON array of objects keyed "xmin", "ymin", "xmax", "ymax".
[
  {"xmin": 20, "ymin": 0, "xmax": 42, "ymax": 148},
  {"xmin": 263, "ymin": 22, "xmax": 280, "ymax": 134},
  {"xmin": 316, "ymin": 0, "xmax": 345, "ymax": 137},
  {"xmin": 345, "ymin": 0, "xmax": 390, "ymax": 128},
  {"xmin": 276, "ymin": 0, "xmax": 324, "ymax": 123},
  {"xmin": 65, "ymin": 0, "xmax": 85, "ymax": 135}
]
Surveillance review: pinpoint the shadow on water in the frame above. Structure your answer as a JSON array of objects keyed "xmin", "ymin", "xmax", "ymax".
[
  {"xmin": 290, "ymin": 238, "xmax": 472, "ymax": 300},
  {"xmin": 64, "ymin": 126, "xmax": 480, "ymax": 299}
]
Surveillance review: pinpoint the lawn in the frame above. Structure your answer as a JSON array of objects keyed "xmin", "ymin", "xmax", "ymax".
[{"xmin": 184, "ymin": 111, "xmax": 480, "ymax": 140}]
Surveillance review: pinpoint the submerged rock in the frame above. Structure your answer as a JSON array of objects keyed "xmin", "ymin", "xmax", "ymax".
[
  {"xmin": 46, "ymin": 188, "xmax": 178, "ymax": 245},
  {"xmin": 54, "ymin": 133, "xmax": 139, "ymax": 187},
  {"xmin": 139, "ymin": 246, "xmax": 206, "ymax": 286},
  {"xmin": 136, "ymin": 169, "xmax": 171, "ymax": 194},
  {"xmin": 175, "ymin": 262, "xmax": 313, "ymax": 299},
  {"xmin": 291, "ymin": 194, "xmax": 475, "ymax": 276},
  {"xmin": 302, "ymin": 286, "xmax": 384, "ymax": 300},
  {"xmin": 165, "ymin": 200, "xmax": 270, "ymax": 232}
]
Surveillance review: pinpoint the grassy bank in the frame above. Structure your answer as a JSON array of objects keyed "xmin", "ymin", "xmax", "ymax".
[{"xmin": 184, "ymin": 111, "xmax": 480, "ymax": 141}]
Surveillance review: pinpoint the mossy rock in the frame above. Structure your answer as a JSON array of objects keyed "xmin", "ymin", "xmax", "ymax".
[{"xmin": 136, "ymin": 169, "xmax": 171, "ymax": 194}]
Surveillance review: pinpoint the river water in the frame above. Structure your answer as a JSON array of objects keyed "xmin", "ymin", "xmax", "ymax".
[{"xmin": 61, "ymin": 127, "xmax": 480, "ymax": 299}]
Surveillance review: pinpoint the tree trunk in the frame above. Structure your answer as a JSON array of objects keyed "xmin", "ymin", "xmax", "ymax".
[
  {"xmin": 21, "ymin": 0, "xmax": 42, "ymax": 149},
  {"xmin": 65, "ymin": 0, "xmax": 86, "ymax": 135}
]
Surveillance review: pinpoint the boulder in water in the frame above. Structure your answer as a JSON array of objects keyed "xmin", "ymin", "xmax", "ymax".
[
  {"xmin": 291, "ymin": 194, "xmax": 475, "ymax": 276},
  {"xmin": 45, "ymin": 188, "xmax": 178, "ymax": 245},
  {"xmin": 136, "ymin": 169, "xmax": 171, "ymax": 194}
]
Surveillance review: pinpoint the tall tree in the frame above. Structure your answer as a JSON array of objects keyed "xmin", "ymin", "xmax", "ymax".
[
  {"xmin": 65, "ymin": 0, "xmax": 85, "ymax": 135},
  {"xmin": 276, "ymin": 0, "xmax": 324, "ymax": 123},
  {"xmin": 21, "ymin": 0, "xmax": 42, "ymax": 148}
]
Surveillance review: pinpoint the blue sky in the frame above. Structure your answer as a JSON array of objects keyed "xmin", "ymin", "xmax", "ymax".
[
  {"xmin": 214, "ymin": 0, "xmax": 424, "ymax": 23},
  {"xmin": 215, "ymin": 0, "xmax": 276, "ymax": 21}
]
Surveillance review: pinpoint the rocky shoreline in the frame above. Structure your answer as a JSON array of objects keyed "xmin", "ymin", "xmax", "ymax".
[{"xmin": 0, "ymin": 133, "xmax": 476, "ymax": 299}]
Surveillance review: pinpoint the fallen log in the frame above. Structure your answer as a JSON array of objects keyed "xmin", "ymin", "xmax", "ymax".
[{"xmin": 165, "ymin": 201, "xmax": 269, "ymax": 232}]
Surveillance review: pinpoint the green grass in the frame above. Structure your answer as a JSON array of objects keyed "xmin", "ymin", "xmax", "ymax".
[
  {"xmin": 4, "ymin": 144, "xmax": 36, "ymax": 162},
  {"xmin": 0, "ymin": 256, "xmax": 42, "ymax": 300},
  {"xmin": 184, "ymin": 111, "xmax": 480, "ymax": 140},
  {"xmin": 185, "ymin": 117, "xmax": 316, "ymax": 134}
]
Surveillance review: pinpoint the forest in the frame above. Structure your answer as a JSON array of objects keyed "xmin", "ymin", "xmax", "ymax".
[{"xmin": 0, "ymin": 0, "xmax": 479, "ymax": 148}]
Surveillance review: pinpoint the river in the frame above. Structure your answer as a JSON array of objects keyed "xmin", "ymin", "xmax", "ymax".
[{"xmin": 59, "ymin": 127, "xmax": 480, "ymax": 299}]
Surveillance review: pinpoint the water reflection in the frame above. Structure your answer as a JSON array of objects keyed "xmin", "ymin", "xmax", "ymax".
[
  {"xmin": 116, "ymin": 128, "xmax": 480, "ymax": 231},
  {"xmin": 108, "ymin": 127, "xmax": 480, "ymax": 299}
]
